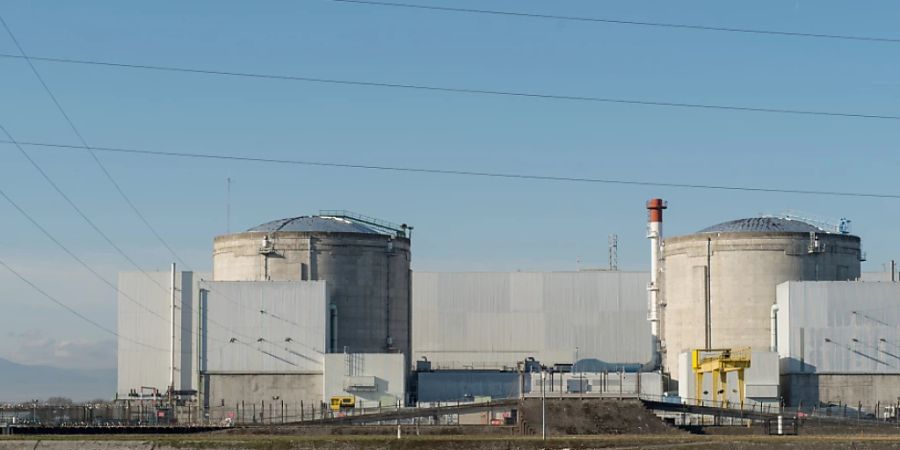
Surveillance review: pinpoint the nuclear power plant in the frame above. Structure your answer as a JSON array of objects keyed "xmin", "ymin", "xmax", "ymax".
[{"xmin": 114, "ymin": 202, "xmax": 900, "ymax": 425}]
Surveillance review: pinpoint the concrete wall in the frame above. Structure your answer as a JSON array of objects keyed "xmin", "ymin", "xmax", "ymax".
[
  {"xmin": 677, "ymin": 350, "xmax": 779, "ymax": 407},
  {"xmin": 200, "ymin": 281, "xmax": 327, "ymax": 373},
  {"xmin": 205, "ymin": 373, "xmax": 322, "ymax": 412},
  {"xmin": 323, "ymin": 353, "xmax": 406, "ymax": 408},
  {"xmin": 213, "ymin": 231, "xmax": 411, "ymax": 360},
  {"xmin": 412, "ymin": 271, "xmax": 652, "ymax": 370},
  {"xmin": 117, "ymin": 271, "xmax": 210, "ymax": 397},
  {"xmin": 782, "ymin": 373, "xmax": 900, "ymax": 407},
  {"xmin": 662, "ymin": 232, "xmax": 861, "ymax": 378},
  {"xmin": 777, "ymin": 281, "xmax": 900, "ymax": 374}
]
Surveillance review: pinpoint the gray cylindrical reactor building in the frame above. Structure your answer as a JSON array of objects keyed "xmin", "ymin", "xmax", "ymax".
[
  {"xmin": 213, "ymin": 215, "xmax": 412, "ymax": 360},
  {"xmin": 661, "ymin": 217, "xmax": 861, "ymax": 377}
]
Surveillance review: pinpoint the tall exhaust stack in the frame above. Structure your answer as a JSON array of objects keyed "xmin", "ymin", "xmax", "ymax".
[{"xmin": 646, "ymin": 199, "xmax": 667, "ymax": 352}]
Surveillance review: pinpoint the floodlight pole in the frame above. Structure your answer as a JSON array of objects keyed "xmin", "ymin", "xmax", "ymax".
[{"xmin": 541, "ymin": 368, "xmax": 547, "ymax": 441}]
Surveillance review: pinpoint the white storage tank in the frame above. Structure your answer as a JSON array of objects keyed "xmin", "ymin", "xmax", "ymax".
[{"xmin": 661, "ymin": 217, "xmax": 862, "ymax": 378}]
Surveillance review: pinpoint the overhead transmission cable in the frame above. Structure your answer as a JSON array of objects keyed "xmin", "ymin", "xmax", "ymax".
[
  {"xmin": 0, "ymin": 156, "xmax": 296, "ymax": 358},
  {"xmin": 4, "ymin": 19, "xmax": 337, "ymax": 362},
  {"xmin": 0, "ymin": 182, "xmax": 174, "ymax": 351},
  {"xmin": 0, "ymin": 122, "xmax": 168, "ymax": 293},
  {"xmin": 0, "ymin": 14, "xmax": 177, "ymax": 299},
  {"xmin": 0, "ymin": 255, "xmax": 168, "ymax": 353},
  {"xmin": 0, "ymin": 52, "xmax": 899, "ymax": 122},
  {"xmin": 6, "ymin": 138, "xmax": 900, "ymax": 201},
  {"xmin": 0, "ymin": 18, "xmax": 264, "ymax": 351},
  {"xmin": 0, "ymin": 15, "xmax": 189, "ymax": 271},
  {"xmin": 329, "ymin": 0, "xmax": 900, "ymax": 44},
  {"xmin": 0, "ymin": 126, "xmax": 244, "ymax": 351},
  {"xmin": 1, "ymin": 18, "xmax": 320, "ymax": 354}
]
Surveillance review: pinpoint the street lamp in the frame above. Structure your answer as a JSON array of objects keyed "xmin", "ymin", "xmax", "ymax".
[{"xmin": 541, "ymin": 368, "xmax": 546, "ymax": 441}]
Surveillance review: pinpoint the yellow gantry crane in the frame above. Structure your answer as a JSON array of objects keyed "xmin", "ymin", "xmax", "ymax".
[{"xmin": 692, "ymin": 348, "xmax": 751, "ymax": 408}]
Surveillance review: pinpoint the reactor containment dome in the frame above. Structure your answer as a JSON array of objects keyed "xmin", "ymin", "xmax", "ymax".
[
  {"xmin": 213, "ymin": 212, "xmax": 412, "ymax": 360},
  {"xmin": 661, "ymin": 216, "xmax": 862, "ymax": 379}
]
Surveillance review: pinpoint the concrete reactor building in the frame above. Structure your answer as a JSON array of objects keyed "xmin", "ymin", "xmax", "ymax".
[
  {"xmin": 212, "ymin": 211, "xmax": 412, "ymax": 359},
  {"xmin": 661, "ymin": 216, "xmax": 863, "ymax": 378}
]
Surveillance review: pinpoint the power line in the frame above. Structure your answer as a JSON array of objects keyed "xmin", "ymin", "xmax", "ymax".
[
  {"xmin": 5, "ymin": 138, "xmax": 900, "ymax": 200},
  {"xmin": 0, "ymin": 178, "xmax": 175, "ymax": 333},
  {"xmin": 329, "ymin": 0, "xmax": 900, "ymax": 44},
  {"xmin": 0, "ymin": 12, "xmax": 307, "ymax": 358},
  {"xmin": 0, "ymin": 123, "xmax": 168, "ymax": 293},
  {"xmin": 0, "ymin": 24, "xmax": 300, "ymax": 348},
  {"xmin": 0, "ymin": 255, "xmax": 168, "ymax": 353},
  {"xmin": 0, "ymin": 16, "xmax": 263, "ymax": 352},
  {"xmin": 1, "ymin": 52, "xmax": 899, "ymax": 122},
  {"xmin": 0, "ymin": 169, "xmax": 243, "ymax": 351},
  {"xmin": 3, "ymin": 18, "xmax": 366, "ymax": 356},
  {"xmin": 0, "ymin": 125, "xmax": 239, "ymax": 350},
  {"xmin": 0, "ymin": 15, "xmax": 190, "ymax": 271}
]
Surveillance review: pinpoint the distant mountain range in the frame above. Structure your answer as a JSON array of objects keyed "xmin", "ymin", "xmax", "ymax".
[{"xmin": 0, "ymin": 358, "xmax": 115, "ymax": 403}]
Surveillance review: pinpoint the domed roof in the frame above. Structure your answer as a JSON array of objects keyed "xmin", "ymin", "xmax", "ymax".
[
  {"xmin": 247, "ymin": 216, "xmax": 382, "ymax": 234},
  {"xmin": 698, "ymin": 217, "xmax": 825, "ymax": 234}
]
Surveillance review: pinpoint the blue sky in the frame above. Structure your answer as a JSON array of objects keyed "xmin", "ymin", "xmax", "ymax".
[{"xmin": 1, "ymin": 0, "xmax": 899, "ymax": 369}]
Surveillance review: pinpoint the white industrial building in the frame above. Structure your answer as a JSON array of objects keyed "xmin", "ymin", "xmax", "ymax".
[
  {"xmin": 116, "ymin": 204, "xmax": 900, "ymax": 419},
  {"xmin": 117, "ymin": 271, "xmax": 207, "ymax": 398},
  {"xmin": 777, "ymin": 281, "xmax": 900, "ymax": 407},
  {"xmin": 118, "ymin": 212, "xmax": 414, "ymax": 416},
  {"xmin": 118, "ymin": 271, "xmax": 408, "ymax": 415},
  {"xmin": 118, "ymin": 268, "xmax": 660, "ymax": 407}
]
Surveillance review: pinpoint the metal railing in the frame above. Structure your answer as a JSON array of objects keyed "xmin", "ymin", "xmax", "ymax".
[{"xmin": 318, "ymin": 210, "xmax": 409, "ymax": 237}]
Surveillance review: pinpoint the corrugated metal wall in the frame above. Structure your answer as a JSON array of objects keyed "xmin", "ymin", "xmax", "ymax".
[
  {"xmin": 117, "ymin": 271, "xmax": 209, "ymax": 396},
  {"xmin": 412, "ymin": 271, "xmax": 652, "ymax": 369},
  {"xmin": 778, "ymin": 281, "xmax": 900, "ymax": 374},
  {"xmin": 201, "ymin": 281, "xmax": 327, "ymax": 373}
]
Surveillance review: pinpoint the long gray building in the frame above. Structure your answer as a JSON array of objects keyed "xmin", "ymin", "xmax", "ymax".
[{"xmin": 411, "ymin": 271, "xmax": 653, "ymax": 370}]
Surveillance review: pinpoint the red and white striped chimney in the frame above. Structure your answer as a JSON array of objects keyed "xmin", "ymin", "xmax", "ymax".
[{"xmin": 646, "ymin": 199, "xmax": 667, "ymax": 342}]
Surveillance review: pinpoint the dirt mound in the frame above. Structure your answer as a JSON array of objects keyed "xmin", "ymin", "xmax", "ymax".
[{"xmin": 518, "ymin": 398, "xmax": 680, "ymax": 436}]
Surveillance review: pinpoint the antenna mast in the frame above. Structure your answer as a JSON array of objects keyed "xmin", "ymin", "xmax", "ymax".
[{"xmin": 608, "ymin": 234, "xmax": 618, "ymax": 271}]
